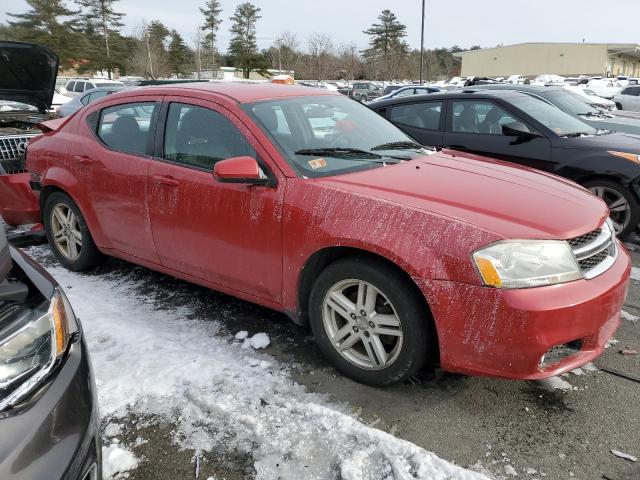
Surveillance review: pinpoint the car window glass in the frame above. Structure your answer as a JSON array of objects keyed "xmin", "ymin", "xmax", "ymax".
[
  {"xmin": 395, "ymin": 88, "xmax": 415, "ymax": 97},
  {"xmin": 97, "ymin": 102, "xmax": 157, "ymax": 156},
  {"xmin": 452, "ymin": 100, "xmax": 526, "ymax": 135},
  {"xmin": 87, "ymin": 90, "xmax": 109, "ymax": 104},
  {"xmin": 163, "ymin": 103, "xmax": 255, "ymax": 170},
  {"xmin": 66, "ymin": 81, "xmax": 76, "ymax": 92},
  {"xmin": 80, "ymin": 94, "xmax": 90, "ymax": 105},
  {"xmin": 73, "ymin": 82, "xmax": 85, "ymax": 93},
  {"xmin": 389, "ymin": 102, "xmax": 443, "ymax": 130}
]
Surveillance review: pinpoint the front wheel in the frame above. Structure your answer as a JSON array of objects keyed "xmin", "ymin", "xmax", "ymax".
[
  {"xmin": 584, "ymin": 180, "xmax": 640, "ymax": 238},
  {"xmin": 309, "ymin": 257, "xmax": 433, "ymax": 386}
]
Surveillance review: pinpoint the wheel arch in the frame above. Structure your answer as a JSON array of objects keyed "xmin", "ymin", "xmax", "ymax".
[{"xmin": 293, "ymin": 245, "xmax": 440, "ymax": 362}]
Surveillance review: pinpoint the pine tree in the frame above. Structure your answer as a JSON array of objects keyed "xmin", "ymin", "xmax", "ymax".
[
  {"xmin": 6, "ymin": 0, "xmax": 86, "ymax": 70},
  {"xmin": 228, "ymin": 2, "xmax": 264, "ymax": 78},
  {"xmin": 199, "ymin": 0, "xmax": 222, "ymax": 73},
  {"xmin": 362, "ymin": 10, "xmax": 408, "ymax": 80},
  {"xmin": 167, "ymin": 30, "xmax": 191, "ymax": 77}
]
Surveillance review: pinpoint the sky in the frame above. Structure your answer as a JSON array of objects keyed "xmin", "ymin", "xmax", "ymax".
[{"xmin": 2, "ymin": 0, "xmax": 639, "ymax": 51}]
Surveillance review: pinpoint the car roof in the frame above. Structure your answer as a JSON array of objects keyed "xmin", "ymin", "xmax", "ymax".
[
  {"xmin": 125, "ymin": 82, "xmax": 340, "ymax": 103},
  {"xmin": 370, "ymin": 88, "xmax": 535, "ymax": 107}
]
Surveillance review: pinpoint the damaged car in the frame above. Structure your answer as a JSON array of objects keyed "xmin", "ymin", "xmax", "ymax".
[
  {"xmin": 0, "ymin": 226, "xmax": 101, "ymax": 479},
  {"xmin": 0, "ymin": 41, "xmax": 57, "ymax": 228},
  {"xmin": 16, "ymin": 83, "xmax": 631, "ymax": 386}
]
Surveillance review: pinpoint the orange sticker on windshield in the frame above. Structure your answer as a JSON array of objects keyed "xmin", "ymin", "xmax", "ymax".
[{"xmin": 308, "ymin": 158, "xmax": 327, "ymax": 169}]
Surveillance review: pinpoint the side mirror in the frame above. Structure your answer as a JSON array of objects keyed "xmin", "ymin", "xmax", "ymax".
[
  {"xmin": 213, "ymin": 156, "xmax": 268, "ymax": 185},
  {"xmin": 501, "ymin": 122, "xmax": 534, "ymax": 137}
]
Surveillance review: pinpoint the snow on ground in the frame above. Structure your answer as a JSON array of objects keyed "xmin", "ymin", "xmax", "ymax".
[{"xmin": 30, "ymin": 248, "xmax": 490, "ymax": 480}]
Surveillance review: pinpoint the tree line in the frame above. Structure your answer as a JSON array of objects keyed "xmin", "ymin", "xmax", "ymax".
[{"xmin": 0, "ymin": 1, "xmax": 477, "ymax": 81}]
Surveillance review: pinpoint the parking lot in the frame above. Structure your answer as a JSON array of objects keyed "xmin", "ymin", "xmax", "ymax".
[{"xmin": 21, "ymin": 239, "xmax": 640, "ymax": 480}]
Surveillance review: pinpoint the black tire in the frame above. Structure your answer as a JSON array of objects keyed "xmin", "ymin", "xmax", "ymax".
[
  {"xmin": 43, "ymin": 191, "xmax": 104, "ymax": 271},
  {"xmin": 309, "ymin": 256, "xmax": 434, "ymax": 386},
  {"xmin": 583, "ymin": 179, "xmax": 640, "ymax": 239}
]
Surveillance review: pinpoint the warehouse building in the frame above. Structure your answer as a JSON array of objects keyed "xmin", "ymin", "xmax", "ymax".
[{"xmin": 454, "ymin": 42, "xmax": 640, "ymax": 78}]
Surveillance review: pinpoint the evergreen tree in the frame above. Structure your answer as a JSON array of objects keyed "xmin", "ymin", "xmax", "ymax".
[
  {"xmin": 6, "ymin": 0, "xmax": 86, "ymax": 70},
  {"xmin": 167, "ymin": 30, "xmax": 191, "ymax": 77},
  {"xmin": 75, "ymin": 0, "xmax": 124, "ymax": 77},
  {"xmin": 362, "ymin": 10, "xmax": 408, "ymax": 80},
  {"xmin": 228, "ymin": 2, "xmax": 264, "ymax": 78},
  {"xmin": 199, "ymin": 0, "xmax": 222, "ymax": 72}
]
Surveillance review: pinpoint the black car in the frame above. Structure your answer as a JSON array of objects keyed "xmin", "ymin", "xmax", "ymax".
[
  {"xmin": 0, "ymin": 43, "xmax": 102, "ymax": 480},
  {"xmin": 372, "ymin": 89, "xmax": 640, "ymax": 237},
  {"xmin": 475, "ymin": 84, "xmax": 640, "ymax": 136}
]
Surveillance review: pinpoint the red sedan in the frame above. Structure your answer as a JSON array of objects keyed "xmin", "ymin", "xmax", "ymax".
[{"xmin": 21, "ymin": 83, "xmax": 629, "ymax": 385}]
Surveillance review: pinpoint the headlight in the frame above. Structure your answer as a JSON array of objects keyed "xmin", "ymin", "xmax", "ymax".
[
  {"xmin": 473, "ymin": 241, "xmax": 583, "ymax": 289},
  {"xmin": 0, "ymin": 288, "xmax": 77, "ymax": 411},
  {"xmin": 608, "ymin": 151, "xmax": 640, "ymax": 163}
]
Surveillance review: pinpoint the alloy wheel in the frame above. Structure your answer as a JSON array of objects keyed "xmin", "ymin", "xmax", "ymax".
[
  {"xmin": 322, "ymin": 279, "xmax": 403, "ymax": 370},
  {"xmin": 588, "ymin": 186, "xmax": 630, "ymax": 235},
  {"xmin": 50, "ymin": 203, "xmax": 83, "ymax": 261}
]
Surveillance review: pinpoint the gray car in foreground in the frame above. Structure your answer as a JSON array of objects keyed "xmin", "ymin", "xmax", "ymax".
[{"xmin": 0, "ymin": 226, "xmax": 101, "ymax": 479}]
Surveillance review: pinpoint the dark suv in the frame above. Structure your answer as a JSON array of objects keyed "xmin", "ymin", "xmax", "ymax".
[{"xmin": 372, "ymin": 89, "xmax": 640, "ymax": 237}]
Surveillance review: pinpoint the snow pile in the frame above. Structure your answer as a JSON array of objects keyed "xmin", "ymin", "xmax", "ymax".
[
  {"xmin": 102, "ymin": 445, "xmax": 139, "ymax": 478},
  {"xmin": 35, "ymin": 253, "xmax": 489, "ymax": 480},
  {"xmin": 621, "ymin": 310, "xmax": 639, "ymax": 323},
  {"xmin": 631, "ymin": 267, "xmax": 640, "ymax": 282}
]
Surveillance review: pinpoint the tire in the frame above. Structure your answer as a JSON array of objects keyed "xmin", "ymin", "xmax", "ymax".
[
  {"xmin": 309, "ymin": 256, "xmax": 434, "ymax": 386},
  {"xmin": 43, "ymin": 191, "xmax": 104, "ymax": 271},
  {"xmin": 583, "ymin": 179, "xmax": 640, "ymax": 239}
]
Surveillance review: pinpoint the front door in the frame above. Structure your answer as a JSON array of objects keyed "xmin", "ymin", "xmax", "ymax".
[
  {"xmin": 387, "ymin": 100, "xmax": 445, "ymax": 148},
  {"xmin": 146, "ymin": 97, "xmax": 284, "ymax": 302},
  {"xmin": 443, "ymin": 99, "xmax": 553, "ymax": 171}
]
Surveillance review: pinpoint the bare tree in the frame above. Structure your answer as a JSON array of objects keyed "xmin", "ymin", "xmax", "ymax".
[
  {"xmin": 127, "ymin": 21, "xmax": 170, "ymax": 78},
  {"xmin": 192, "ymin": 26, "xmax": 204, "ymax": 79},
  {"xmin": 275, "ymin": 31, "xmax": 299, "ymax": 72},
  {"xmin": 307, "ymin": 32, "xmax": 333, "ymax": 82}
]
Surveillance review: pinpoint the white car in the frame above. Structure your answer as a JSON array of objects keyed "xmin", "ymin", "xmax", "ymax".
[
  {"xmin": 62, "ymin": 78, "xmax": 124, "ymax": 97},
  {"xmin": 506, "ymin": 75, "xmax": 527, "ymax": 84},
  {"xmin": 564, "ymin": 85, "xmax": 616, "ymax": 111},
  {"xmin": 51, "ymin": 89, "xmax": 73, "ymax": 113},
  {"xmin": 613, "ymin": 86, "xmax": 640, "ymax": 112},
  {"xmin": 532, "ymin": 74, "xmax": 566, "ymax": 86},
  {"xmin": 586, "ymin": 78, "xmax": 622, "ymax": 100}
]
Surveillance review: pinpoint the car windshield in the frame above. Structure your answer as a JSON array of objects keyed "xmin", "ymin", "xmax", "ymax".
[
  {"xmin": 244, "ymin": 95, "xmax": 429, "ymax": 178},
  {"xmin": 510, "ymin": 94, "xmax": 598, "ymax": 137},
  {"xmin": 544, "ymin": 90, "xmax": 601, "ymax": 116}
]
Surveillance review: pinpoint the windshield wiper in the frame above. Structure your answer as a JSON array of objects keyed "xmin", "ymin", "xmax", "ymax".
[
  {"xmin": 561, "ymin": 132, "xmax": 594, "ymax": 138},
  {"xmin": 371, "ymin": 141, "xmax": 426, "ymax": 151},
  {"xmin": 295, "ymin": 148, "xmax": 382, "ymax": 159},
  {"xmin": 579, "ymin": 112, "xmax": 606, "ymax": 118}
]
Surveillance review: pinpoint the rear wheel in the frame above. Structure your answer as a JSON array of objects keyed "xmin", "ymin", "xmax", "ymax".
[
  {"xmin": 309, "ymin": 256, "xmax": 433, "ymax": 386},
  {"xmin": 44, "ymin": 191, "xmax": 104, "ymax": 271},
  {"xmin": 584, "ymin": 179, "xmax": 640, "ymax": 238}
]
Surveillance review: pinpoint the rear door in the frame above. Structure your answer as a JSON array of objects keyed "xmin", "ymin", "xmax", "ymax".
[
  {"xmin": 387, "ymin": 100, "xmax": 445, "ymax": 147},
  {"xmin": 443, "ymin": 99, "xmax": 553, "ymax": 171},
  {"xmin": 146, "ymin": 96, "xmax": 284, "ymax": 301},
  {"xmin": 81, "ymin": 98, "xmax": 162, "ymax": 262}
]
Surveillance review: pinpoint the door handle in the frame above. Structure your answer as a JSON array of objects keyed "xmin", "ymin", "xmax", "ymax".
[
  {"xmin": 74, "ymin": 155, "xmax": 95, "ymax": 166},
  {"xmin": 152, "ymin": 174, "xmax": 180, "ymax": 187}
]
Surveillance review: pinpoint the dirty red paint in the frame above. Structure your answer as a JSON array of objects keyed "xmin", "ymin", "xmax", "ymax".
[{"xmin": 3, "ymin": 83, "xmax": 631, "ymax": 379}]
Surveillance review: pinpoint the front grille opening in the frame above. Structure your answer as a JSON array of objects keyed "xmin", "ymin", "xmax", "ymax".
[
  {"xmin": 0, "ymin": 157, "xmax": 27, "ymax": 175},
  {"xmin": 578, "ymin": 249, "xmax": 609, "ymax": 271},
  {"xmin": 567, "ymin": 228, "xmax": 601, "ymax": 249},
  {"xmin": 540, "ymin": 340, "xmax": 582, "ymax": 367}
]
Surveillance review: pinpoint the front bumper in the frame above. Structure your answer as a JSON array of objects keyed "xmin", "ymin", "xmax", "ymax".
[
  {"xmin": 425, "ymin": 242, "xmax": 631, "ymax": 379},
  {"xmin": 0, "ymin": 172, "xmax": 40, "ymax": 226}
]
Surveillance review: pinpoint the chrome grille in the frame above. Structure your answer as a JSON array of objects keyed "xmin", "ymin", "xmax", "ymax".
[
  {"xmin": 569, "ymin": 223, "xmax": 617, "ymax": 279},
  {"xmin": 0, "ymin": 134, "xmax": 37, "ymax": 162}
]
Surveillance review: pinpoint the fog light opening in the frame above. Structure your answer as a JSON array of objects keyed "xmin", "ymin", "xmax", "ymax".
[{"xmin": 540, "ymin": 340, "xmax": 583, "ymax": 368}]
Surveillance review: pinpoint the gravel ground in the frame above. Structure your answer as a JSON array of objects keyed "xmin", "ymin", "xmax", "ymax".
[{"xmin": 15, "ymin": 238, "xmax": 640, "ymax": 480}]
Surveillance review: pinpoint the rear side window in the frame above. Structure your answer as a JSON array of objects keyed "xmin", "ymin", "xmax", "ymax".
[
  {"xmin": 163, "ymin": 103, "xmax": 255, "ymax": 170},
  {"xmin": 85, "ymin": 90, "xmax": 109, "ymax": 104},
  {"xmin": 66, "ymin": 81, "xmax": 76, "ymax": 92},
  {"xmin": 97, "ymin": 102, "xmax": 157, "ymax": 156},
  {"xmin": 390, "ymin": 102, "xmax": 443, "ymax": 130},
  {"xmin": 73, "ymin": 82, "xmax": 85, "ymax": 93}
]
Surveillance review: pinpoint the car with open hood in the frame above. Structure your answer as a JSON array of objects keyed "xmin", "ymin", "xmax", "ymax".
[
  {"xmin": 16, "ymin": 83, "xmax": 631, "ymax": 386},
  {"xmin": 0, "ymin": 41, "xmax": 57, "ymax": 228},
  {"xmin": 0, "ymin": 225, "xmax": 101, "ymax": 479}
]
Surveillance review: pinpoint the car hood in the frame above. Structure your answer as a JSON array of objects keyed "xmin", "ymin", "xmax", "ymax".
[
  {"xmin": 552, "ymin": 132, "xmax": 640, "ymax": 152},
  {"xmin": 0, "ymin": 42, "xmax": 59, "ymax": 113},
  {"xmin": 582, "ymin": 116, "xmax": 640, "ymax": 135},
  {"xmin": 317, "ymin": 150, "xmax": 608, "ymax": 239}
]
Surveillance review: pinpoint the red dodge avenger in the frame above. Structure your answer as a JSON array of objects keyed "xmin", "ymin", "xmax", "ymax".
[{"xmin": 17, "ymin": 83, "xmax": 630, "ymax": 385}]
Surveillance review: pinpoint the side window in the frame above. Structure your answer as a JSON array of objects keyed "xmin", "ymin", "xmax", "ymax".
[
  {"xmin": 66, "ymin": 81, "xmax": 76, "ymax": 92},
  {"xmin": 74, "ymin": 82, "xmax": 86, "ymax": 93},
  {"xmin": 395, "ymin": 88, "xmax": 416, "ymax": 98},
  {"xmin": 163, "ymin": 103, "xmax": 255, "ymax": 170},
  {"xmin": 86, "ymin": 90, "xmax": 109, "ymax": 104},
  {"xmin": 97, "ymin": 102, "xmax": 157, "ymax": 156},
  {"xmin": 80, "ymin": 94, "xmax": 91, "ymax": 105},
  {"xmin": 452, "ymin": 100, "xmax": 527, "ymax": 135},
  {"xmin": 389, "ymin": 102, "xmax": 443, "ymax": 130}
]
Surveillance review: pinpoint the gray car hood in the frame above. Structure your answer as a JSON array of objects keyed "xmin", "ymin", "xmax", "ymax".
[{"xmin": 0, "ymin": 42, "xmax": 59, "ymax": 113}]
